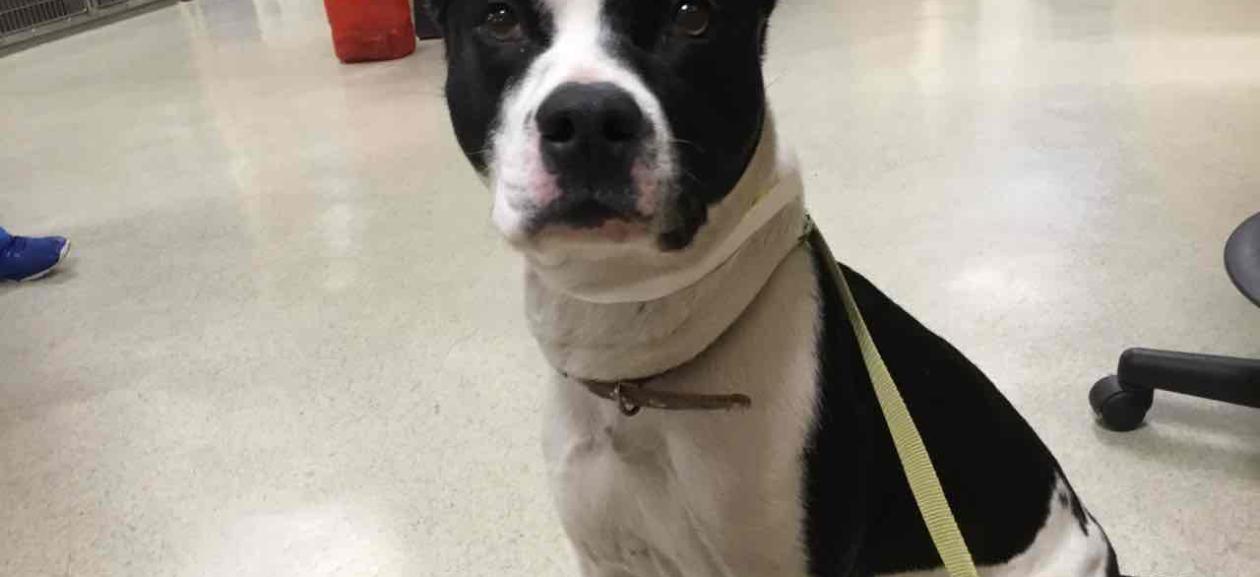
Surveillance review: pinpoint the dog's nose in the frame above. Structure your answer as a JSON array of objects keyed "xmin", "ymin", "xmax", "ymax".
[{"xmin": 536, "ymin": 82, "xmax": 646, "ymax": 177}]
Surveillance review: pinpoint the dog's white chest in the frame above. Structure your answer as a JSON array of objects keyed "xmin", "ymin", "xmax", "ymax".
[
  {"xmin": 541, "ymin": 249, "xmax": 823, "ymax": 577},
  {"xmin": 546, "ymin": 411, "xmax": 715, "ymax": 576}
]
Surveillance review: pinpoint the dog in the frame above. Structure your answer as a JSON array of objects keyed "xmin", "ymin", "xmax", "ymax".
[{"xmin": 429, "ymin": 1, "xmax": 1123, "ymax": 575}]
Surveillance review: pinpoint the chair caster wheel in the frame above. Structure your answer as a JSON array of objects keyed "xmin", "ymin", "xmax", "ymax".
[{"xmin": 1090, "ymin": 375, "xmax": 1153, "ymax": 432}]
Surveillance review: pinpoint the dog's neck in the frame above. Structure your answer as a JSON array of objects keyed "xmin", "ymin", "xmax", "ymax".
[{"xmin": 524, "ymin": 121, "xmax": 807, "ymax": 381}]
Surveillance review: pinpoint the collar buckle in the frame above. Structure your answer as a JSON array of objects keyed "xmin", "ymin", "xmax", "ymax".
[{"xmin": 612, "ymin": 383, "xmax": 643, "ymax": 417}]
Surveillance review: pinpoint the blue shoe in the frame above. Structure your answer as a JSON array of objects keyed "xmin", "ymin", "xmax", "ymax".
[{"xmin": 0, "ymin": 235, "xmax": 71, "ymax": 282}]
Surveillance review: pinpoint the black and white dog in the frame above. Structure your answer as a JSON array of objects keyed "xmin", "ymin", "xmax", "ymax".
[{"xmin": 430, "ymin": 1, "xmax": 1122, "ymax": 575}]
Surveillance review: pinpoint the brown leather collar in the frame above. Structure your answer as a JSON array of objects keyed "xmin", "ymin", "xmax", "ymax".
[{"xmin": 574, "ymin": 377, "xmax": 753, "ymax": 416}]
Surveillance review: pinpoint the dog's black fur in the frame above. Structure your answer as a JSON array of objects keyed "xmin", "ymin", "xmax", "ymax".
[{"xmin": 808, "ymin": 260, "xmax": 1120, "ymax": 576}]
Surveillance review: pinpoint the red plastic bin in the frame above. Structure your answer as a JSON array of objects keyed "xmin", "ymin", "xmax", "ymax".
[{"xmin": 324, "ymin": 0, "xmax": 416, "ymax": 63}]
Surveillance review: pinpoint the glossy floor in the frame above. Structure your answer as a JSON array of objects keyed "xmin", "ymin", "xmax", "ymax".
[{"xmin": 2, "ymin": 1, "xmax": 1257, "ymax": 575}]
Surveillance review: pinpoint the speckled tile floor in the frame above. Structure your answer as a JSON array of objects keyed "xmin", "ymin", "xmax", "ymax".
[{"xmin": 1, "ymin": 0, "xmax": 1257, "ymax": 575}]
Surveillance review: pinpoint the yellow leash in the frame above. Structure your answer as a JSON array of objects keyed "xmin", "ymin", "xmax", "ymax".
[{"xmin": 808, "ymin": 220, "xmax": 981, "ymax": 577}]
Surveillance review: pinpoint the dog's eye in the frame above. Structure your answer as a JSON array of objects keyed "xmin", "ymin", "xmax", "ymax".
[
  {"xmin": 672, "ymin": 0, "xmax": 712, "ymax": 38},
  {"xmin": 482, "ymin": 2, "xmax": 524, "ymax": 42}
]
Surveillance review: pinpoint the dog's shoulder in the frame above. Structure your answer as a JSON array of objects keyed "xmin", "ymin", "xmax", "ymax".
[{"xmin": 804, "ymin": 258, "xmax": 1117, "ymax": 576}]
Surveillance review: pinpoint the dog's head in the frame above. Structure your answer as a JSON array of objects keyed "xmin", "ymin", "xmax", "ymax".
[{"xmin": 432, "ymin": 0, "xmax": 778, "ymax": 260}]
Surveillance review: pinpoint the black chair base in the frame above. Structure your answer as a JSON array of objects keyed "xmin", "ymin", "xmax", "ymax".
[{"xmin": 1091, "ymin": 348, "xmax": 1260, "ymax": 431}]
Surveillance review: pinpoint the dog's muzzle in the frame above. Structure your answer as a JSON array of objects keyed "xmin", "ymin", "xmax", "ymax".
[{"xmin": 530, "ymin": 82, "xmax": 651, "ymax": 230}]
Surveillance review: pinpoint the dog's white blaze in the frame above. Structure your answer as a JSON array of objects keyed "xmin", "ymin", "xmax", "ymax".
[{"xmin": 490, "ymin": 0, "xmax": 676, "ymax": 244}]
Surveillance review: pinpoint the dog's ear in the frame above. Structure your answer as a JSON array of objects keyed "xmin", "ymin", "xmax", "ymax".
[{"xmin": 759, "ymin": 0, "xmax": 777, "ymax": 56}]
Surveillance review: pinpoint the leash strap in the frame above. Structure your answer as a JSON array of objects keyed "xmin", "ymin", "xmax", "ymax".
[{"xmin": 808, "ymin": 220, "xmax": 981, "ymax": 577}]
